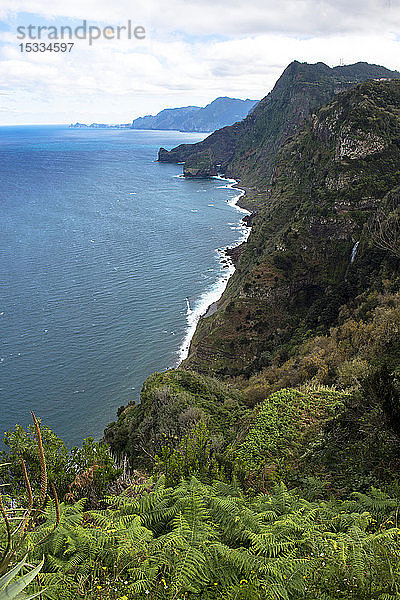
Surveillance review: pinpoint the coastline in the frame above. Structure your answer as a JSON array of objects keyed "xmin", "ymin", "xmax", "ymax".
[{"xmin": 177, "ymin": 176, "xmax": 252, "ymax": 364}]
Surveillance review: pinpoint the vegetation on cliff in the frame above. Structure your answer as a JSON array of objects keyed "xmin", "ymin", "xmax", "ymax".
[
  {"xmin": 3, "ymin": 64, "xmax": 400, "ymax": 599},
  {"xmin": 158, "ymin": 61, "xmax": 400, "ymax": 195},
  {"xmin": 104, "ymin": 369, "xmax": 248, "ymax": 471}
]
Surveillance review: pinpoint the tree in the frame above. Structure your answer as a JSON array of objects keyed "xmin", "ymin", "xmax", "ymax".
[
  {"xmin": 0, "ymin": 413, "xmax": 60, "ymax": 598},
  {"xmin": 369, "ymin": 208, "xmax": 400, "ymax": 259}
]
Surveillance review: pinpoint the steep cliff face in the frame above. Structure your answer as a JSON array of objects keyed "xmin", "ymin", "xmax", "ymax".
[
  {"xmin": 106, "ymin": 77, "xmax": 400, "ymax": 492},
  {"xmin": 158, "ymin": 62, "xmax": 400, "ymax": 195},
  {"xmin": 182, "ymin": 80, "xmax": 400, "ymax": 377}
]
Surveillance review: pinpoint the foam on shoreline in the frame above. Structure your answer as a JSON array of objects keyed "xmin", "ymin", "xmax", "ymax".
[{"xmin": 177, "ymin": 177, "xmax": 251, "ymax": 363}]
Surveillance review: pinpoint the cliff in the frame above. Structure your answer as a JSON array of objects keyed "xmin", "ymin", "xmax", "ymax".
[
  {"xmin": 158, "ymin": 61, "xmax": 400, "ymax": 199},
  {"xmin": 106, "ymin": 72, "xmax": 400, "ymax": 495},
  {"xmin": 183, "ymin": 79, "xmax": 400, "ymax": 377}
]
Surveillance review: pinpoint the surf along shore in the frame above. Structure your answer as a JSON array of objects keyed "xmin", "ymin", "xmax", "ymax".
[{"xmin": 177, "ymin": 176, "xmax": 253, "ymax": 363}]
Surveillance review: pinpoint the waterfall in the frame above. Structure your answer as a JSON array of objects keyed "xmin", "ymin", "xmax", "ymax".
[
  {"xmin": 350, "ymin": 241, "xmax": 359, "ymax": 264},
  {"xmin": 344, "ymin": 241, "xmax": 360, "ymax": 281}
]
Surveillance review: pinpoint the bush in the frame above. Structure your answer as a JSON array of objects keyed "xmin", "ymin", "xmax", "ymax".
[
  {"xmin": 234, "ymin": 386, "xmax": 348, "ymax": 488},
  {"xmin": 1, "ymin": 422, "xmax": 120, "ymax": 505},
  {"xmin": 154, "ymin": 422, "xmax": 224, "ymax": 486}
]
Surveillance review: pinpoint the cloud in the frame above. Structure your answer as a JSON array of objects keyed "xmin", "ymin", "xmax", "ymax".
[
  {"xmin": 0, "ymin": 0, "xmax": 399, "ymax": 124},
  {"xmin": 1, "ymin": 0, "xmax": 399, "ymax": 36}
]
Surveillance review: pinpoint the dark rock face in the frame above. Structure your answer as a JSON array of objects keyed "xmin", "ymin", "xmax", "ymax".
[
  {"xmin": 225, "ymin": 243, "xmax": 245, "ymax": 266},
  {"xmin": 158, "ymin": 61, "xmax": 400, "ymax": 189},
  {"xmin": 184, "ymin": 165, "xmax": 218, "ymax": 178},
  {"xmin": 158, "ymin": 147, "xmax": 182, "ymax": 163}
]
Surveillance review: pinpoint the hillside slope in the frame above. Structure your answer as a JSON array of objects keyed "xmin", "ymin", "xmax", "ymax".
[
  {"xmin": 183, "ymin": 79, "xmax": 400, "ymax": 378},
  {"xmin": 158, "ymin": 61, "xmax": 400, "ymax": 195}
]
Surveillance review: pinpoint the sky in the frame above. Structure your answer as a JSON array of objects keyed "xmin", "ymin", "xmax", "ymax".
[{"xmin": 0, "ymin": 0, "xmax": 399, "ymax": 125}]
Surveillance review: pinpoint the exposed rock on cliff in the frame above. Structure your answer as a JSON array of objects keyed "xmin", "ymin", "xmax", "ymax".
[
  {"xmin": 182, "ymin": 80, "xmax": 400, "ymax": 377},
  {"xmin": 158, "ymin": 61, "xmax": 400, "ymax": 196}
]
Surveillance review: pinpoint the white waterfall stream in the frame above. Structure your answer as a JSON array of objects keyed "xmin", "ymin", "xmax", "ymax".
[{"xmin": 350, "ymin": 241, "xmax": 360, "ymax": 264}]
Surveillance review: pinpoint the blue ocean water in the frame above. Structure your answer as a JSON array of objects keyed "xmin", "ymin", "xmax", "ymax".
[{"xmin": 0, "ymin": 126, "xmax": 248, "ymax": 446}]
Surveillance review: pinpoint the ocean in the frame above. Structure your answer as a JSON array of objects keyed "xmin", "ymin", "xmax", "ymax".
[{"xmin": 0, "ymin": 125, "xmax": 249, "ymax": 446}]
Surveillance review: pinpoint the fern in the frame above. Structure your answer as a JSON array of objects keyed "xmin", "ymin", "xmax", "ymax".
[{"xmin": 13, "ymin": 475, "xmax": 399, "ymax": 599}]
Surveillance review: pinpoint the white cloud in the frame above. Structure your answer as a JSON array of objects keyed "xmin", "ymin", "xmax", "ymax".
[
  {"xmin": 0, "ymin": 0, "xmax": 399, "ymax": 124},
  {"xmin": 1, "ymin": 0, "xmax": 399, "ymax": 36}
]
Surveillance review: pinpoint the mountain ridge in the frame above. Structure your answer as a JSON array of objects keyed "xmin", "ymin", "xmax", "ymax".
[
  {"xmin": 131, "ymin": 96, "xmax": 258, "ymax": 132},
  {"xmin": 158, "ymin": 61, "xmax": 400, "ymax": 197}
]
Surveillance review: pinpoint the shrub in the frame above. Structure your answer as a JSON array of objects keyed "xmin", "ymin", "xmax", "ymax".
[{"xmin": 235, "ymin": 386, "xmax": 348, "ymax": 488}]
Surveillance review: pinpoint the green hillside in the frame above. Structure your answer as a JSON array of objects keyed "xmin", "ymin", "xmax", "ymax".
[
  {"xmin": 3, "ymin": 64, "xmax": 400, "ymax": 600},
  {"xmin": 159, "ymin": 61, "xmax": 400, "ymax": 198}
]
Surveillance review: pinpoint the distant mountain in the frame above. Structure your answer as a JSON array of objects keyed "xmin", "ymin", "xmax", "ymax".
[
  {"xmin": 131, "ymin": 97, "xmax": 258, "ymax": 132},
  {"xmin": 69, "ymin": 123, "xmax": 130, "ymax": 129},
  {"xmin": 158, "ymin": 61, "xmax": 400, "ymax": 186}
]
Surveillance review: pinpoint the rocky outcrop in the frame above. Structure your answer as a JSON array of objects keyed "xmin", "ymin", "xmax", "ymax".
[
  {"xmin": 158, "ymin": 62, "xmax": 400, "ymax": 194},
  {"xmin": 336, "ymin": 129, "xmax": 387, "ymax": 160}
]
